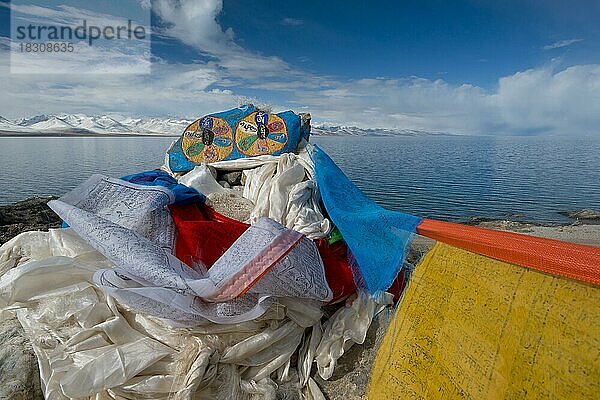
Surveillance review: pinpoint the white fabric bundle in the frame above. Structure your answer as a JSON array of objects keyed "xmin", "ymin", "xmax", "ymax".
[{"xmin": 0, "ymin": 228, "xmax": 388, "ymax": 399}]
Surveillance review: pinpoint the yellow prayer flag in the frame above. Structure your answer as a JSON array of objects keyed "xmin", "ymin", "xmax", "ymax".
[{"xmin": 368, "ymin": 242, "xmax": 600, "ymax": 399}]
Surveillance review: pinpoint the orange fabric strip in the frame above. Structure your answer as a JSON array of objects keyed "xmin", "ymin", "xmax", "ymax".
[{"xmin": 417, "ymin": 219, "xmax": 600, "ymax": 285}]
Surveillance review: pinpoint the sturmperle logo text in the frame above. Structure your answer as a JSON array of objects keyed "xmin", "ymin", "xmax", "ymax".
[{"xmin": 10, "ymin": 0, "xmax": 151, "ymax": 74}]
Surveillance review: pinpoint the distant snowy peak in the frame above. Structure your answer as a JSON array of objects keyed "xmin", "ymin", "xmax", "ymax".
[
  {"xmin": 121, "ymin": 117, "xmax": 192, "ymax": 135},
  {"xmin": 54, "ymin": 114, "xmax": 129, "ymax": 133},
  {"xmin": 71, "ymin": 115, "xmax": 130, "ymax": 133},
  {"xmin": 15, "ymin": 114, "xmax": 51, "ymax": 126},
  {"xmin": 0, "ymin": 116, "xmax": 33, "ymax": 132},
  {"xmin": 29, "ymin": 116, "xmax": 75, "ymax": 131},
  {"xmin": 0, "ymin": 116, "xmax": 18, "ymax": 129}
]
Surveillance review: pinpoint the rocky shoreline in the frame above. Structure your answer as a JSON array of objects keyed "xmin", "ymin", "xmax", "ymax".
[
  {"xmin": 2, "ymin": 197, "xmax": 599, "ymax": 247},
  {"xmin": 0, "ymin": 197, "xmax": 61, "ymax": 245}
]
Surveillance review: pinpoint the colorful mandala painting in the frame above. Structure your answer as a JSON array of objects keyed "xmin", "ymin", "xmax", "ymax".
[
  {"xmin": 235, "ymin": 111, "xmax": 288, "ymax": 156},
  {"xmin": 181, "ymin": 116, "xmax": 234, "ymax": 163}
]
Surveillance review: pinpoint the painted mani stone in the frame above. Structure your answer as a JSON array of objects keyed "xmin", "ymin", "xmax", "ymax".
[
  {"xmin": 181, "ymin": 116, "xmax": 233, "ymax": 163},
  {"xmin": 167, "ymin": 105, "xmax": 307, "ymax": 172},
  {"xmin": 235, "ymin": 111, "xmax": 288, "ymax": 156}
]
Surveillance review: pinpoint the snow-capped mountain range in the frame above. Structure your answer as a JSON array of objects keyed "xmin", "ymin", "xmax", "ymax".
[
  {"xmin": 0, "ymin": 113, "xmax": 439, "ymax": 136},
  {"xmin": 0, "ymin": 114, "xmax": 193, "ymax": 136},
  {"xmin": 310, "ymin": 124, "xmax": 436, "ymax": 136}
]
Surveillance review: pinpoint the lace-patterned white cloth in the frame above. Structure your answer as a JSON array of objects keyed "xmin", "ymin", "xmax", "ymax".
[{"xmin": 48, "ymin": 176, "xmax": 331, "ymax": 325}]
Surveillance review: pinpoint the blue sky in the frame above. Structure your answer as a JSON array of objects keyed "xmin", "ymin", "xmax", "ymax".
[
  {"xmin": 1, "ymin": 0, "xmax": 599, "ymax": 135},
  {"xmin": 216, "ymin": 0, "xmax": 599, "ymax": 88}
]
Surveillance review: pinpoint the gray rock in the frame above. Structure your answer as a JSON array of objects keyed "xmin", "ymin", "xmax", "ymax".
[
  {"xmin": 218, "ymin": 180, "xmax": 231, "ymax": 189},
  {"xmin": 560, "ymin": 208, "xmax": 600, "ymax": 220},
  {"xmin": 222, "ymin": 171, "xmax": 242, "ymax": 186},
  {"xmin": 0, "ymin": 196, "xmax": 61, "ymax": 245},
  {"xmin": 207, "ymin": 165, "xmax": 218, "ymax": 179},
  {"xmin": 0, "ymin": 316, "xmax": 44, "ymax": 400}
]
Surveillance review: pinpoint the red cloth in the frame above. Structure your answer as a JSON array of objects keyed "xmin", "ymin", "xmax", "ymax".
[
  {"xmin": 169, "ymin": 203, "xmax": 357, "ymax": 303},
  {"xmin": 170, "ymin": 203, "xmax": 248, "ymax": 269},
  {"xmin": 315, "ymin": 239, "xmax": 356, "ymax": 303}
]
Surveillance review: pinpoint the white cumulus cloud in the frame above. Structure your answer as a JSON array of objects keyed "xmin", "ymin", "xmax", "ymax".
[{"xmin": 292, "ymin": 65, "xmax": 600, "ymax": 135}]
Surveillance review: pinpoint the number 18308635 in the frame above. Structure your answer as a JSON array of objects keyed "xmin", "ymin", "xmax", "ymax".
[{"xmin": 19, "ymin": 42, "xmax": 74, "ymax": 52}]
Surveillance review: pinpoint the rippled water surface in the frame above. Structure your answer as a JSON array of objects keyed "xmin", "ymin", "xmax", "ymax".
[{"xmin": 1, "ymin": 135, "xmax": 599, "ymax": 224}]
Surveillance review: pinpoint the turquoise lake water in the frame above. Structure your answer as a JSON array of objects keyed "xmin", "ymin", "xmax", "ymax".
[{"xmin": 1, "ymin": 135, "xmax": 599, "ymax": 224}]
